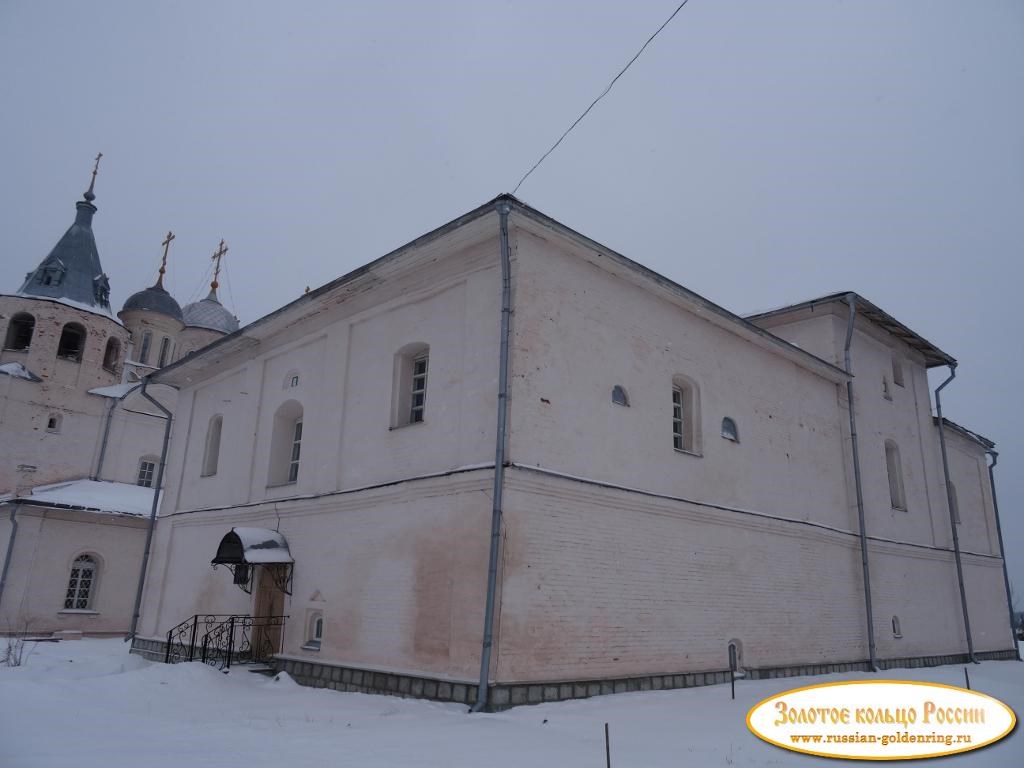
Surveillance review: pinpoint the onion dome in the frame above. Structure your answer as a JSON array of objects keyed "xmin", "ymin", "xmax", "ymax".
[
  {"xmin": 182, "ymin": 289, "xmax": 239, "ymax": 334},
  {"xmin": 120, "ymin": 230, "xmax": 183, "ymax": 322},
  {"xmin": 121, "ymin": 281, "xmax": 184, "ymax": 322}
]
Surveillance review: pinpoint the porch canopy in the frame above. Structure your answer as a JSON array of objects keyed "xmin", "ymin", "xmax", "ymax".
[{"xmin": 212, "ymin": 527, "xmax": 293, "ymax": 565}]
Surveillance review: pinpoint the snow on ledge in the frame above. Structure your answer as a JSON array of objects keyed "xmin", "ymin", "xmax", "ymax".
[
  {"xmin": 88, "ymin": 382, "xmax": 141, "ymax": 399},
  {"xmin": 0, "ymin": 362, "xmax": 42, "ymax": 382},
  {"xmin": 10, "ymin": 479, "xmax": 157, "ymax": 517}
]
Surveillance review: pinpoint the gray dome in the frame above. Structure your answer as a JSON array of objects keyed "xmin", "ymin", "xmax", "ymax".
[
  {"xmin": 183, "ymin": 290, "xmax": 239, "ymax": 334},
  {"xmin": 121, "ymin": 282, "xmax": 183, "ymax": 322}
]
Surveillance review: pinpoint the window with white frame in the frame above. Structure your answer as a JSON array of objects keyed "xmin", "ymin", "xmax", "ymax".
[
  {"xmin": 268, "ymin": 400, "xmax": 304, "ymax": 486},
  {"xmin": 289, "ymin": 419, "xmax": 303, "ymax": 483},
  {"xmin": 64, "ymin": 555, "xmax": 97, "ymax": 610},
  {"xmin": 304, "ymin": 611, "xmax": 323, "ymax": 650},
  {"xmin": 671, "ymin": 375, "xmax": 701, "ymax": 454},
  {"xmin": 137, "ymin": 457, "xmax": 157, "ymax": 488},
  {"xmin": 392, "ymin": 343, "xmax": 430, "ymax": 427},
  {"xmin": 885, "ymin": 440, "xmax": 906, "ymax": 510},
  {"xmin": 202, "ymin": 415, "xmax": 223, "ymax": 477}
]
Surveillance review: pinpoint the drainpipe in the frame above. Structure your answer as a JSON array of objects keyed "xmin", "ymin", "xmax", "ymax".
[
  {"xmin": 93, "ymin": 397, "xmax": 119, "ymax": 481},
  {"xmin": 985, "ymin": 451, "xmax": 1018, "ymax": 659},
  {"xmin": 0, "ymin": 503, "xmax": 20, "ymax": 616},
  {"xmin": 127, "ymin": 377, "xmax": 173, "ymax": 641},
  {"xmin": 472, "ymin": 199, "xmax": 513, "ymax": 712},
  {"xmin": 844, "ymin": 294, "xmax": 878, "ymax": 671},
  {"xmin": 935, "ymin": 365, "xmax": 977, "ymax": 663}
]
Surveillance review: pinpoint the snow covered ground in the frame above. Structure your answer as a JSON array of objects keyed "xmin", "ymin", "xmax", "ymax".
[{"xmin": 1, "ymin": 639, "xmax": 1020, "ymax": 767}]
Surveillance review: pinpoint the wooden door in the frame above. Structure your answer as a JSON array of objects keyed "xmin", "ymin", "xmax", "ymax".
[{"xmin": 254, "ymin": 565, "xmax": 285, "ymax": 655}]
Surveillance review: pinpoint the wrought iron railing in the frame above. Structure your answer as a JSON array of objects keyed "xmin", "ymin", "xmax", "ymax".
[
  {"xmin": 199, "ymin": 614, "xmax": 288, "ymax": 671},
  {"xmin": 165, "ymin": 614, "xmax": 236, "ymax": 664},
  {"xmin": 164, "ymin": 614, "xmax": 287, "ymax": 670}
]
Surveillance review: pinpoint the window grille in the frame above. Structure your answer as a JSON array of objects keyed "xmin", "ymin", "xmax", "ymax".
[
  {"xmin": 64, "ymin": 555, "xmax": 96, "ymax": 610},
  {"xmin": 410, "ymin": 354, "xmax": 428, "ymax": 423},
  {"xmin": 137, "ymin": 459, "xmax": 157, "ymax": 488}
]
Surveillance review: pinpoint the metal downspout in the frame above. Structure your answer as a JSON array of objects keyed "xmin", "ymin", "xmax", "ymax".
[
  {"xmin": 985, "ymin": 451, "xmax": 1019, "ymax": 659},
  {"xmin": 127, "ymin": 377, "xmax": 173, "ymax": 641},
  {"xmin": 844, "ymin": 294, "xmax": 878, "ymax": 671},
  {"xmin": 94, "ymin": 397, "xmax": 119, "ymax": 481},
  {"xmin": 472, "ymin": 199, "xmax": 513, "ymax": 712},
  {"xmin": 935, "ymin": 365, "xmax": 977, "ymax": 663},
  {"xmin": 0, "ymin": 504, "xmax": 20, "ymax": 616}
]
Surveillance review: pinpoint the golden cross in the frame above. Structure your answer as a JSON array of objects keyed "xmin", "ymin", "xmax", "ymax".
[
  {"xmin": 211, "ymin": 239, "xmax": 228, "ymax": 291},
  {"xmin": 84, "ymin": 152, "xmax": 103, "ymax": 200},
  {"xmin": 159, "ymin": 231, "xmax": 175, "ymax": 278}
]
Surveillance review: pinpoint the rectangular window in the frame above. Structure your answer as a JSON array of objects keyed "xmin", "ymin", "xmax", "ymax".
[
  {"xmin": 139, "ymin": 331, "xmax": 152, "ymax": 365},
  {"xmin": 158, "ymin": 337, "xmax": 171, "ymax": 367},
  {"xmin": 137, "ymin": 460, "xmax": 156, "ymax": 488},
  {"xmin": 288, "ymin": 419, "xmax": 303, "ymax": 483},
  {"xmin": 672, "ymin": 387, "xmax": 684, "ymax": 450},
  {"xmin": 410, "ymin": 354, "xmax": 428, "ymax": 423}
]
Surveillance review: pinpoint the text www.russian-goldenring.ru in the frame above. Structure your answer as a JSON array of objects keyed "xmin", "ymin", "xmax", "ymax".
[{"xmin": 790, "ymin": 732, "xmax": 972, "ymax": 747}]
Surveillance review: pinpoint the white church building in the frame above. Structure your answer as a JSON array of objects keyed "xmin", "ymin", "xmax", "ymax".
[
  {"xmin": 127, "ymin": 195, "xmax": 1016, "ymax": 709},
  {"xmin": 0, "ymin": 163, "xmax": 238, "ymax": 638}
]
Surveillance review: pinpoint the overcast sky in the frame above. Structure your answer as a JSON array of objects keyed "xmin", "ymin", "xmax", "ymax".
[{"xmin": 2, "ymin": 2, "xmax": 1022, "ymax": 607}]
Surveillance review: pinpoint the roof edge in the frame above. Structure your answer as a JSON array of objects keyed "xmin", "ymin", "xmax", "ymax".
[{"xmin": 746, "ymin": 292, "xmax": 956, "ymax": 368}]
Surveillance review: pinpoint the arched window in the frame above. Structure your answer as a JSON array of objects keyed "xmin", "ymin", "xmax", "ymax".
[
  {"xmin": 721, "ymin": 417, "xmax": 739, "ymax": 442},
  {"xmin": 884, "ymin": 440, "xmax": 906, "ymax": 510},
  {"xmin": 157, "ymin": 337, "xmax": 172, "ymax": 368},
  {"xmin": 64, "ymin": 555, "xmax": 97, "ymax": 610},
  {"xmin": 392, "ymin": 343, "xmax": 429, "ymax": 427},
  {"xmin": 611, "ymin": 385, "xmax": 629, "ymax": 406},
  {"xmin": 202, "ymin": 415, "xmax": 223, "ymax": 477},
  {"xmin": 138, "ymin": 330, "xmax": 153, "ymax": 365},
  {"xmin": 671, "ymin": 375, "xmax": 701, "ymax": 454},
  {"xmin": 102, "ymin": 338, "xmax": 121, "ymax": 372},
  {"xmin": 891, "ymin": 616, "xmax": 902, "ymax": 638},
  {"xmin": 137, "ymin": 456, "xmax": 158, "ymax": 488},
  {"xmin": 46, "ymin": 413, "xmax": 62, "ymax": 433},
  {"xmin": 4, "ymin": 313, "xmax": 35, "ymax": 351},
  {"xmin": 304, "ymin": 611, "xmax": 324, "ymax": 650},
  {"xmin": 268, "ymin": 400, "xmax": 303, "ymax": 485},
  {"xmin": 56, "ymin": 323, "xmax": 86, "ymax": 362},
  {"xmin": 948, "ymin": 481, "xmax": 960, "ymax": 524}
]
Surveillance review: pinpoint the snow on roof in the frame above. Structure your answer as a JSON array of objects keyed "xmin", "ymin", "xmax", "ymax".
[
  {"xmin": 0, "ymin": 362, "xmax": 42, "ymax": 382},
  {"xmin": 4, "ymin": 293, "xmax": 123, "ymax": 325},
  {"xmin": 231, "ymin": 527, "xmax": 293, "ymax": 563},
  {"xmin": 6, "ymin": 479, "xmax": 157, "ymax": 517},
  {"xmin": 88, "ymin": 382, "xmax": 140, "ymax": 399}
]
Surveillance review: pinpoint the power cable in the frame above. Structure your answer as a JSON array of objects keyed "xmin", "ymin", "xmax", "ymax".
[{"xmin": 512, "ymin": 0, "xmax": 691, "ymax": 195}]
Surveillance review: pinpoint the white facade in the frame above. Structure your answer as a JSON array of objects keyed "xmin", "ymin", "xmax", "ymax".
[
  {"xmin": 133, "ymin": 197, "xmax": 1014, "ymax": 705},
  {"xmin": 0, "ymin": 179, "xmax": 234, "ymax": 637}
]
